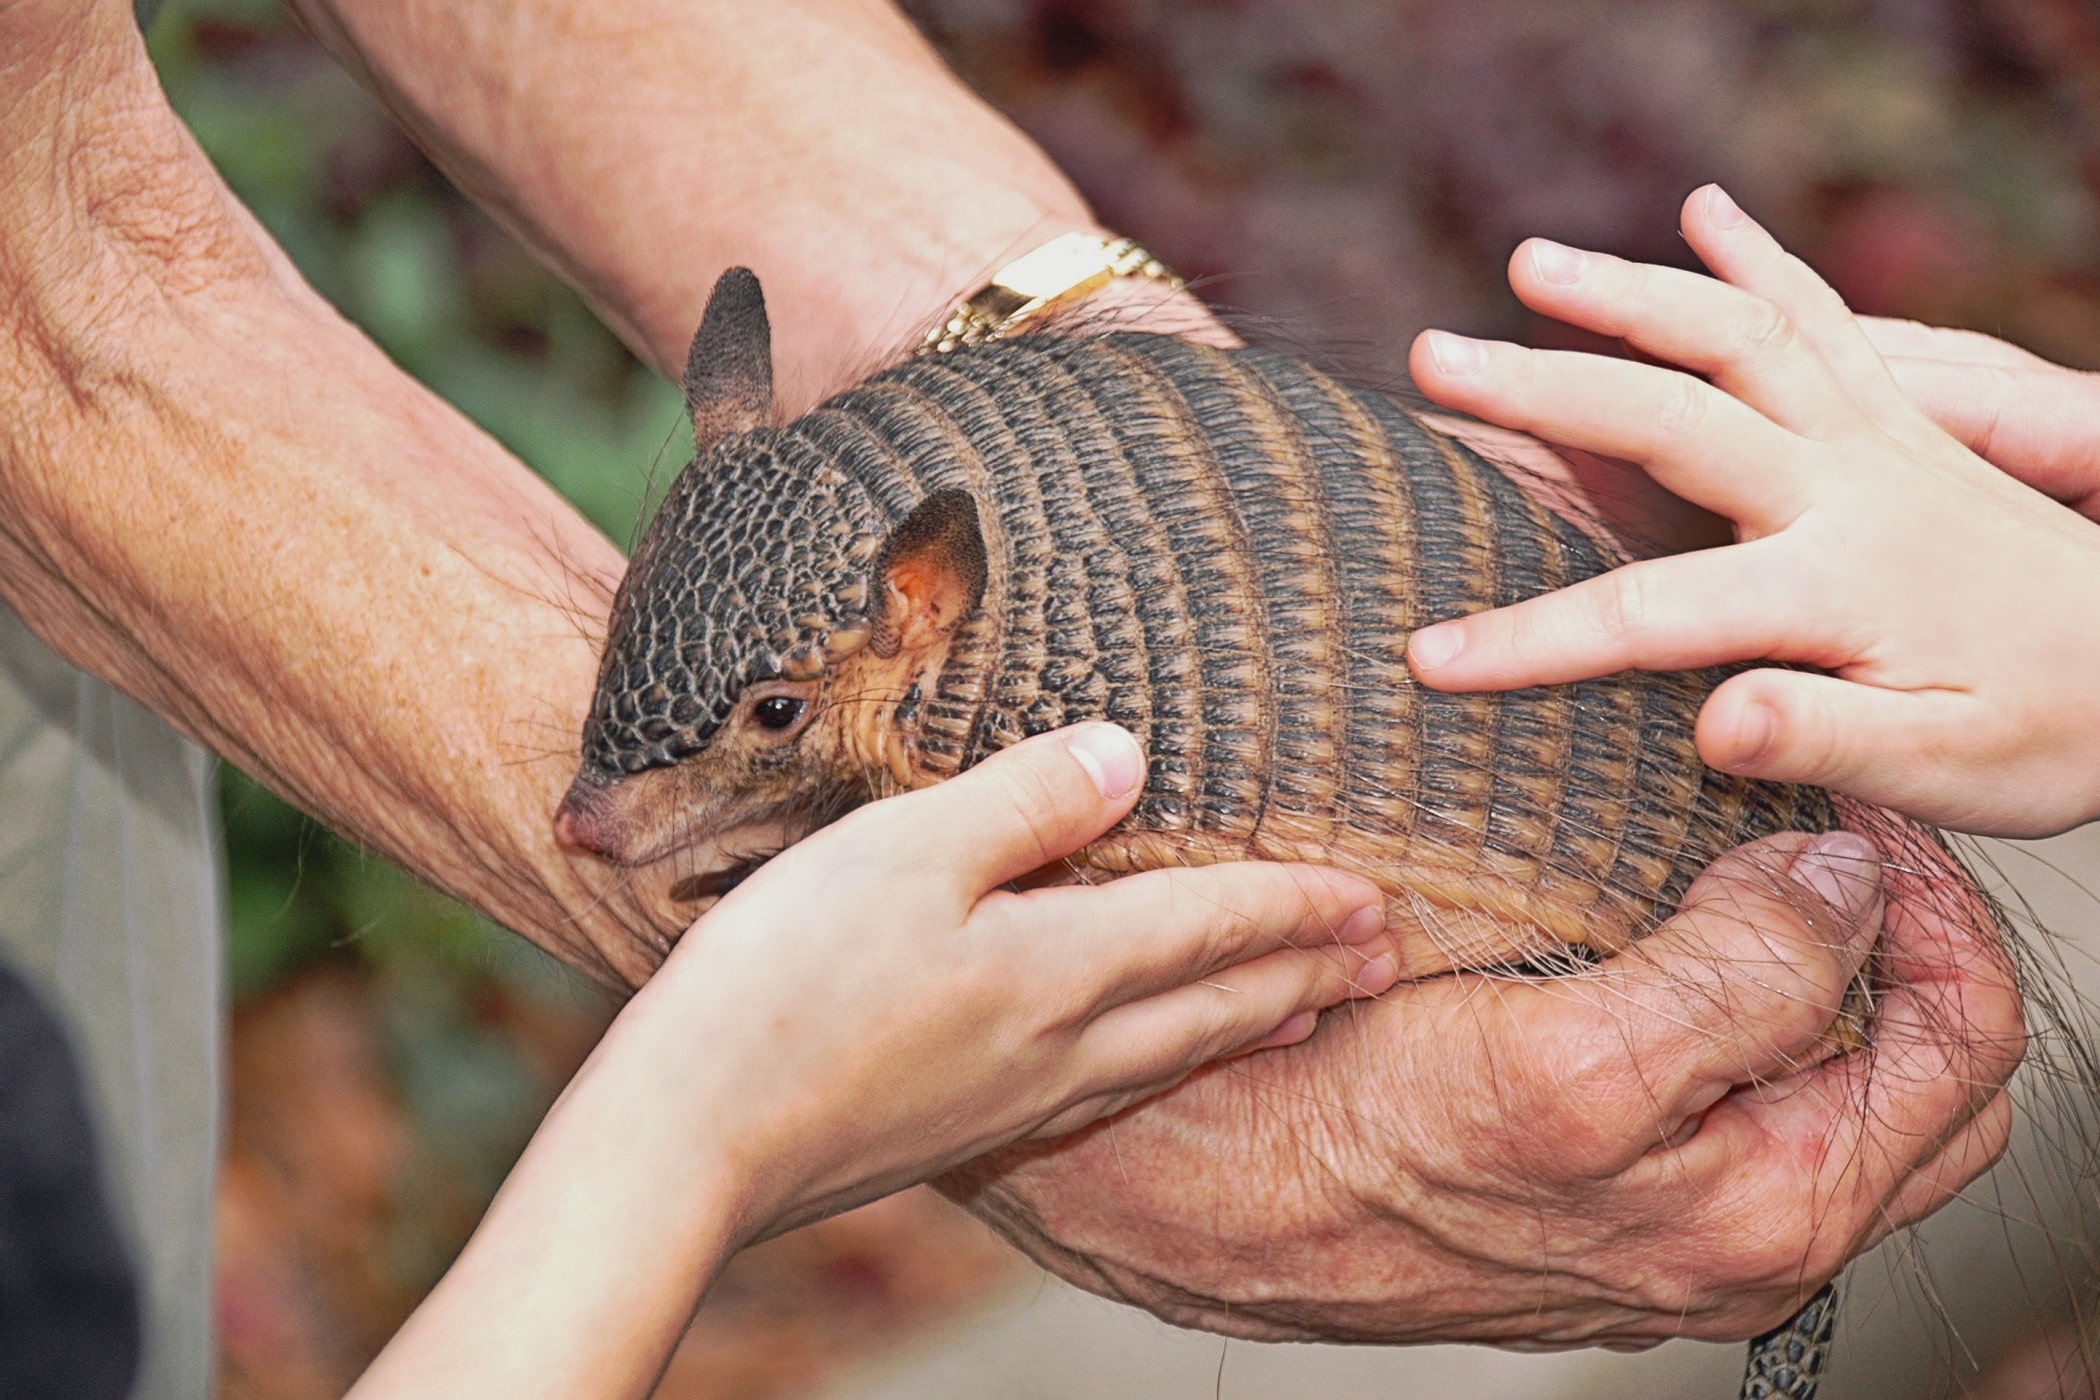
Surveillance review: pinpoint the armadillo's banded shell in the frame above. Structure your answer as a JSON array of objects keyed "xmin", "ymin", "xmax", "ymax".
[{"xmin": 785, "ymin": 332, "xmax": 1834, "ymax": 941}]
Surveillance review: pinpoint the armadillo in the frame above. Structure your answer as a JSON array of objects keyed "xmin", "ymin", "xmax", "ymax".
[{"xmin": 558, "ymin": 267, "xmax": 1878, "ymax": 1398}]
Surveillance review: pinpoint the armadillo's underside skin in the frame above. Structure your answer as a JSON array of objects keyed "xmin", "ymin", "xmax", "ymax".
[{"xmin": 584, "ymin": 329, "xmax": 1836, "ymax": 976}]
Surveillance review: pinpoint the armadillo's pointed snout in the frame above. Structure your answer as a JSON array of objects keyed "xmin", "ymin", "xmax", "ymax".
[
  {"xmin": 553, "ymin": 763, "xmax": 705, "ymax": 867},
  {"xmin": 553, "ymin": 778, "xmax": 628, "ymax": 860}
]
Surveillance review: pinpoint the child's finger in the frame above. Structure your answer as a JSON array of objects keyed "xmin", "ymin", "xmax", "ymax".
[
  {"xmin": 886, "ymin": 722, "xmax": 1147, "ymax": 893},
  {"xmin": 1677, "ymin": 184, "xmax": 1921, "ymax": 431},
  {"xmin": 1004, "ymin": 860, "xmax": 1392, "ymax": 1015},
  {"xmin": 1410, "ymin": 330, "xmax": 1810, "ymax": 526},
  {"xmin": 1407, "ymin": 543, "xmax": 1812, "ymax": 691},
  {"xmin": 1871, "ymin": 355, "xmax": 2100, "ymax": 514},
  {"xmin": 1499, "ymin": 236, "xmax": 1863, "ymax": 440},
  {"xmin": 1695, "ymin": 670, "xmax": 1979, "ymax": 820},
  {"xmin": 1857, "ymin": 316, "xmax": 2047, "ymax": 372},
  {"xmin": 1069, "ymin": 940, "xmax": 1384, "ymax": 1101}
]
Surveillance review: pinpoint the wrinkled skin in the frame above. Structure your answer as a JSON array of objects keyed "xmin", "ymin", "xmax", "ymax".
[{"xmin": 942, "ymin": 832, "xmax": 2022, "ymax": 1345}]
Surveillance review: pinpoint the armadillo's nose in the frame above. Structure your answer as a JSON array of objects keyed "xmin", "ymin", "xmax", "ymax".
[{"xmin": 553, "ymin": 781, "xmax": 625, "ymax": 859}]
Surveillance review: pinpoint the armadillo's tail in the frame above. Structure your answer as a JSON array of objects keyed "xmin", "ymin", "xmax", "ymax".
[{"xmin": 1738, "ymin": 1281, "xmax": 1840, "ymax": 1400}]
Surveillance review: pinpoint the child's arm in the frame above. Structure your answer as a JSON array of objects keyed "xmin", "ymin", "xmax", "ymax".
[
  {"xmin": 346, "ymin": 721, "xmax": 1987, "ymax": 1382},
  {"xmin": 348, "ymin": 724, "xmax": 1399, "ymax": 1400},
  {"xmin": 1403, "ymin": 184, "xmax": 2100, "ymax": 838}
]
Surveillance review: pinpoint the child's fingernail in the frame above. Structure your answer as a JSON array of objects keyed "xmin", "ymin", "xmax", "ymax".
[
  {"xmin": 1339, "ymin": 904, "xmax": 1387, "ymax": 945},
  {"xmin": 1251, "ymin": 1009, "xmax": 1320, "ymax": 1051},
  {"xmin": 1723, "ymin": 699, "xmax": 1775, "ymax": 769},
  {"xmin": 1409, "ymin": 624, "xmax": 1463, "ymax": 670},
  {"xmin": 1357, "ymin": 952, "xmax": 1400, "ymax": 995},
  {"xmin": 1065, "ymin": 723, "xmax": 1144, "ymax": 800},
  {"xmin": 1789, "ymin": 832, "xmax": 1883, "ymax": 942},
  {"xmin": 1425, "ymin": 330, "xmax": 1485, "ymax": 376},
  {"xmin": 1704, "ymin": 184, "xmax": 1746, "ymax": 228},
  {"xmin": 1529, "ymin": 239, "xmax": 1586, "ymax": 285}
]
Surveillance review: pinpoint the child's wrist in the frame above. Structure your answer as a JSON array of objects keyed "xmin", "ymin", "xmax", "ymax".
[{"xmin": 588, "ymin": 949, "xmax": 818, "ymax": 1240}]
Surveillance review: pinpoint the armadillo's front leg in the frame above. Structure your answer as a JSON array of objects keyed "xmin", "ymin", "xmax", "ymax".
[{"xmin": 1738, "ymin": 1281, "xmax": 1840, "ymax": 1400}]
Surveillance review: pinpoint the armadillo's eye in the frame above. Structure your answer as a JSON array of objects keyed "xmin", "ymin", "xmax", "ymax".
[{"xmin": 753, "ymin": 696, "xmax": 805, "ymax": 731}]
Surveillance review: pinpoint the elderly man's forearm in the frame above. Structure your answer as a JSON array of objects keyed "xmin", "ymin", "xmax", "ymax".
[
  {"xmin": 0, "ymin": 3, "xmax": 670, "ymax": 984},
  {"xmin": 283, "ymin": 0, "xmax": 1102, "ymax": 407}
]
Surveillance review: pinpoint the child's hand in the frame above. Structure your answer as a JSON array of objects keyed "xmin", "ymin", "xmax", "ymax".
[
  {"xmin": 619, "ymin": 722, "xmax": 1397, "ymax": 1238},
  {"xmin": 1403, "ymin": 184, "xmax": 2100, "ymax": 838}
]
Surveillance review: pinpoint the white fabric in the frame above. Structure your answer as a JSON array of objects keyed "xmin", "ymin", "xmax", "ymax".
[{"xmin": 0, "ymin": 606, "xmax": 222, "ymax": 1400}]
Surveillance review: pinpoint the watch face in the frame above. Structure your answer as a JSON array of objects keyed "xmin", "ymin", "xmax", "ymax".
[
  {"xmin": 986, "ymin": 231, "xmax": 1118, "ymax": 301},
  {"xmin": 918, "ymin": 232, "xmax": 1182, "ymax": 355}
]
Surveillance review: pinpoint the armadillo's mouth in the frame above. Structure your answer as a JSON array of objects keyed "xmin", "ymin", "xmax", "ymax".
[
  {"xmin": 554, "ymin": 766, "xmax": 717, "ymax": 867},
  {"xmin": 554, "ymin": 769, "xmax": 661, "ymax": 863},
  {"xmin": 553, "ymin": 767, "xmax": 795, "ymax": 898},
  {"xmin": 666, "ymin": 847, "xmax": 781, "ymax": 903}
]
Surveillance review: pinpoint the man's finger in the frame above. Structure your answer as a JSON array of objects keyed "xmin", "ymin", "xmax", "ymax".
[
  {"xmin": 1468, "ymin": 833, "xmax": 1882, "ymax": 1185},
  {"xmin": 1409, "ymin": 331, "xmax": 1810, "ymax": 526},
  {"xmin": 1580, "ymin": 832, "xmax": 1884, "ymax": 1137},
  {"xmin": 1872, "ymin": 1088, "xmax": 2015, "ymax": 1241},
  {"xmin": 1694, "ymin": 1002, "xmax": 2012, "ymax": 1266},
  {"xmin": 1714, "ymin": 868, "xmax": 2025, "ymax": 1236},
  {"xmin": 1407, "ymin": 542, "xmax": 1819, "ymax": 691}
]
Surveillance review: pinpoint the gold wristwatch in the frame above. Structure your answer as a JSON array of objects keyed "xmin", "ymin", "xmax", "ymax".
[{"xmin": 915, "ymin": 231, "xmax": 1185, "ymax": 356}]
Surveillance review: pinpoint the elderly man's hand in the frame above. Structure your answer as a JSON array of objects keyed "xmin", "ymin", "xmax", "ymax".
[{"xmin": 944, "ymin": 829, "xmax": 2022, "ymax": 1346}]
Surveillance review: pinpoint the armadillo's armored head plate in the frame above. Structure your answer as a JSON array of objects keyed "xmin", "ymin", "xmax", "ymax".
[
  {"xmin": 561, "ymin": 462, "xmax": 990, "ymax": 869},
  {"xmin": 582, "ymin": 437, "xmax": 884, "ymax": 779},
  {"xmin": 557, "ymin": 432, "xmax": 891, "ymax": 866}
]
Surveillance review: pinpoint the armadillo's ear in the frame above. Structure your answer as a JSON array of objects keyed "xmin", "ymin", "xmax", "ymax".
[
  {"xmin": 684, "ymin": 267, "xmax": 774, "ymax": 451},
  {"xmin": 870, "ymin": 489, "xmax": 988, "ymax": 657}
]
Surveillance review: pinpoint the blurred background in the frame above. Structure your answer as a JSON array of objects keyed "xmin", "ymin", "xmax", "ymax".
[{"xmin": 141, "ymin": 0, "xmax": 2100, "ymax": 1395}]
